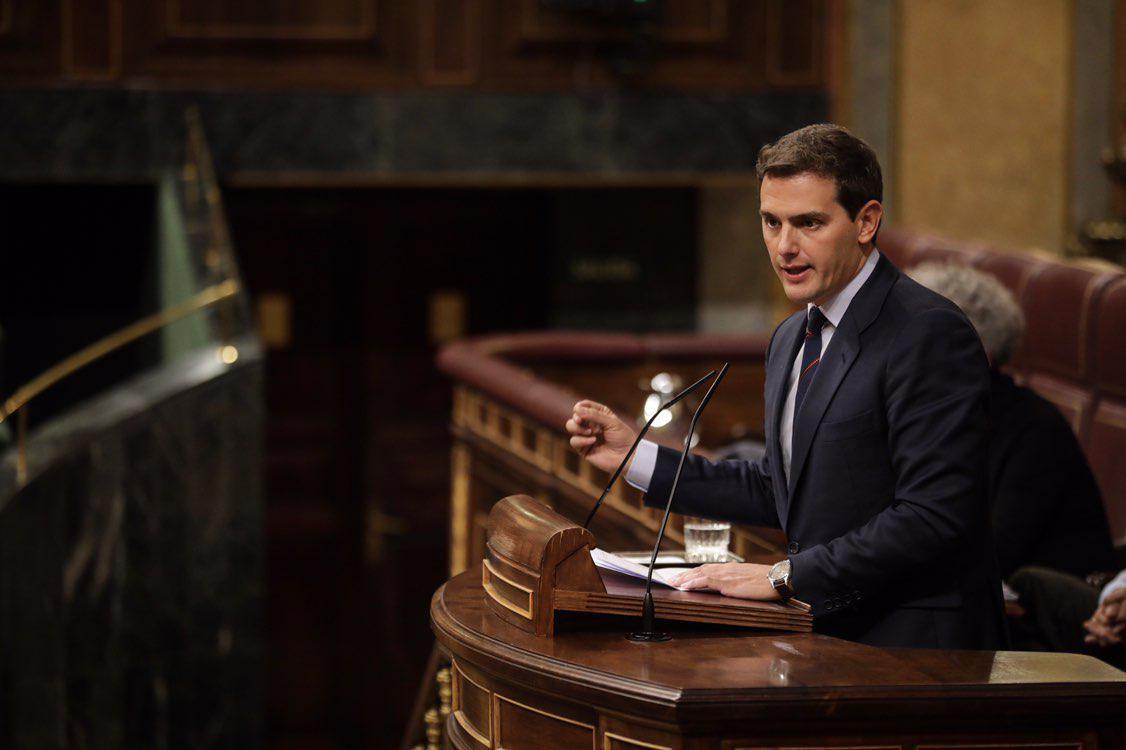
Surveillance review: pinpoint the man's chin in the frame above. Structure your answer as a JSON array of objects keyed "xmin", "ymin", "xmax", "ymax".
[{"xmin": 781, "ymin": 283, "xmax": 816, "ymax": 305}]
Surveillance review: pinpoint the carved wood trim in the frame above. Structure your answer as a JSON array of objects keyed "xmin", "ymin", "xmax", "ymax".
[
  {"xmin": 451, "ymin": 659, "xmax": 493, "ymax": 747},
  {"xmin": 163, "ymin": 0, "xmax": 378, "ymax": 41},
  {"xmin": 452, "ymin": 386, "xmax": 783, "ymax": 557},
  {"xmin": 0, "ymin": 1, "xmax": 13, "ymax": 36},
  {"xmin": 61, "ymin": 0, "xmax": 122, "ymax": 80},
  {"xmin": 515, "ymin": 0, "xmax": 730, "ymax": 47},
  {"xmin": 604, "ymin": 731, "xmax": 673, "ymax": 750},
  {"xmin": 764, "ymin": 0, "xmax": 824, "ymax": 87},
  {"xmin": 482, "ymin": 557, "xmax": 535, "ymax": 619},
  {"xmin": 492, "ymin": 692, "xmax": 597, "ymax": 750},
  {"xmin": 418, "ymin": 0, "xmax": 480, "ymax": 86}
]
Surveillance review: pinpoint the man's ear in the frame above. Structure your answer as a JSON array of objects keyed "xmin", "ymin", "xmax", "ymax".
[{"xmin": 856, "ymin": 200, "xmax": 883, "ymax": 245}]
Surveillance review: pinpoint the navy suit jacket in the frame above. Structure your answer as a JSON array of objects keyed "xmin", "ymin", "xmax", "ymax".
[{"xmin": 648, "ymin": 255, "xmax": 1007, "ymax": 649}]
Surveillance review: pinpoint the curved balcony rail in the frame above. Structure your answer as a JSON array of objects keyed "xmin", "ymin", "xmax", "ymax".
[{"xmin": 436, "ymin": 331, "xmax": 788, "ymax": 577}]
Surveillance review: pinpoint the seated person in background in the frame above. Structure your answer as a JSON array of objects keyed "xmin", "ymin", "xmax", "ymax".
[
  {"xmin": 909, "ymin": 263, "xmax": 1117, "ymax": 582},
  {"xmin": 1007, "ymin": 565, "xmax": 1125, "ymax": 668}
]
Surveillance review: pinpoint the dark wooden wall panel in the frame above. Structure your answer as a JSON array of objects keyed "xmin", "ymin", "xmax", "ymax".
[
  {"xmin": 0, "ymin": 0, "xmax": 830, "ymax": 90},
  {"xmin": 63, "ymin": 0, "xmax": 119, "ymax": 79},
  {"xmin": 118, "ymin": 0, "xmax": 405, "ymax": 88},
  {"xmin": 0, "ymin": 0, "xmax": 59, "ymax": 76},
  {"xmin": 419, "ymin": 0, "xmax": 480, "ymax": 85}
]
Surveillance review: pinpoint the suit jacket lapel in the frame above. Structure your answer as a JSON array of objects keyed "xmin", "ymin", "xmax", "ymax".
[
  {"xmin": 786, "ymin": 254, "xmax": 900, "ymax": 504},
  {"xmin": 787, "ymin": 318, "xmax": 860, "ymax": 500},
  {"xmin": 767, "ymin": 312, "xmax": 805, "ymax": 525}
]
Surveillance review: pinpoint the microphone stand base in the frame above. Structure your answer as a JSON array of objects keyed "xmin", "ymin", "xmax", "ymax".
[{"xmin": 627, "ymin": 631, "xmax": 671, "ymax": 642}]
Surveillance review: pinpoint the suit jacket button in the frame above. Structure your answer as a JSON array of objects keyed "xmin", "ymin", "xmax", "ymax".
[{"xmin": 787, "ymin": 541, "xmax": 800, "ymax": 554}]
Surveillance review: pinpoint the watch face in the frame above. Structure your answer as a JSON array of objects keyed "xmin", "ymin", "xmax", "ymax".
[
  {"xmin": 770, "ymin": 560, "xmax": 792, "ymax": 592},
  {"xmin": 770, "ymin": 562, "xmax": 786, "ymax": 585}
]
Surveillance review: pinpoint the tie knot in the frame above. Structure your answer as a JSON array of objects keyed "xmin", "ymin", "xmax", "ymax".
[{"xmin": 806, "ymin": 307, "xmax": 828, "ymax": 334}]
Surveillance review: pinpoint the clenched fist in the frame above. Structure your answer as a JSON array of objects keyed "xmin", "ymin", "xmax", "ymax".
[{"xmin": 565, "ymin": 400, "xmax": 638, "ymax": 474}]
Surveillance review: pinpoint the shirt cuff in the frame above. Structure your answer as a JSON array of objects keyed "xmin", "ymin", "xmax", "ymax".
[
  {"xmin": 625, "ymin": 439, "xmax": 659, "ymax": 493},
  {"xmin": 1099, "ymin": 569, "xmax": 1126, "ymax": 606}
]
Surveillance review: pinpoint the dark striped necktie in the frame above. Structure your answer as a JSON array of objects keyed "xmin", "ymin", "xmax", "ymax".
[{"xmin": 794, "ymin": 307, "xmax": 828, "ymax": 415}]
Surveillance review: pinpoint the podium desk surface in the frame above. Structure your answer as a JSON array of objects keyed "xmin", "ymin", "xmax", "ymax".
[{"xmin": 432, "ymin": 567, "xmax": 1126, "ymax": 730}]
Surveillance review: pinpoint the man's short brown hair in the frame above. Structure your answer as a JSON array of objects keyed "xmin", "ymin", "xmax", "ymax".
[{"xmin": 755, "ymin": 123, "xmax": 883, "ymax": 219}]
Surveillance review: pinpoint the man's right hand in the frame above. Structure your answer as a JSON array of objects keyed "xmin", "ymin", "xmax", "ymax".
[{"xmin": 565, "ymin": 400, "xmax": 638, "ymax": 475}]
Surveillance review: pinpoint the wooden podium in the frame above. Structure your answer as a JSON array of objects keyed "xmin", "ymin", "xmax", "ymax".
[
  {"xmin": 432, "ymin": 495, "xmax": 1126, "ymax": 750},
  {"xmin": 481, "ymin": 495, "xmax": 811, "ymax": 636},
  {"xmin": 432, "ymin": 568, "xmax": 1126, "ymax": 750}
]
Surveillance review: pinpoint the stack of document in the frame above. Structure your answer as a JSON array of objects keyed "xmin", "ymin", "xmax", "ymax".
[{"xmin": 590, "ymin": 548, "xmax": 694, "ymax": 591}]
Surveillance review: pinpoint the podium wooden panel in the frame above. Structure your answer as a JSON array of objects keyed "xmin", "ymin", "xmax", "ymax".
[
  {"xmin": 431, "ymin": 569, "xmax": 1126, "ymax": 750},
  {"xmin": 481, "ymin": 495, "xmax": 811, "ymax": 636}
]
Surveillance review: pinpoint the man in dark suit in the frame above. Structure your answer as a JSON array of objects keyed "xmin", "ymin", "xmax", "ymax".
[{"xmin": 566, "ymin": 124, "xmax": 1006, "ymax": 649}]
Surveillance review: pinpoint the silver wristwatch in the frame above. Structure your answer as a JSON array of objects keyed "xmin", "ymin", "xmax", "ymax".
[{"xmin": 769, "ymin": 559, "xmax": 795, "ymax": 601}]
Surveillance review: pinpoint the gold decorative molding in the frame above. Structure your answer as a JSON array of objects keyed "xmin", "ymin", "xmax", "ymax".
[
  {"xmin": 452, "ymin": 385, "xmax": 782, "ymax": 557},
  {"xmin": 604, "ymin": 731, "xmax": 673, "ymax": 750},
  {"xmin": 493, "ymin": 692, "xmax": 596, "ymax": 750},
  {"xmin": 482, "ymin": 558, "xmax": 534, "ymax": 620},
  {"xmin": 453, "ymin": 709, "xmax": 491, "ymax": 748},
  {"xmin": 450, "ymin": 442, "xmax": 472, "ymax": 576},
  {"xmin": 452, "ymin": 659, "xmax": 493, "ymax": 747},
  {"xmin": 436, "ymin": 667, "xmax": 452, "ymax": 719}
]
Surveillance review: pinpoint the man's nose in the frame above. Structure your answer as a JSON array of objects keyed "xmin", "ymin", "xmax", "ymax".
[{"xmin": 777, "ymin": 225, "xmax": 800, "ymax": 255}]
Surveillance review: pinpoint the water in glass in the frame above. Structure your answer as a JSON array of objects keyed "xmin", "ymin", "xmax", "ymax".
[{"xmin": 684, "ymin": 521, "xmax": 731, "ymax": 563}]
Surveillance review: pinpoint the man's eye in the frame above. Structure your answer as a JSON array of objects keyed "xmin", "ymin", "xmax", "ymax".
[
  {"xmin": 803, "ymin": 219, "xmax": 821, "ymax": 229},
  {"xmin": 765, "ymin": 218, "xmax": 780, "ymax": 228}
]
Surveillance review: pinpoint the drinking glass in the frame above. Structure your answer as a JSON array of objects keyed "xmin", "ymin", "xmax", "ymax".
[{"xmin": 683, "ymin": 516, "xmax": 731, "ymax": 563}]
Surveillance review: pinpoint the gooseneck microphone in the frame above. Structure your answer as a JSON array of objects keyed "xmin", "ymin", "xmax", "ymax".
[
  {"xmin": 581, "ymin": 369, "xmax": 716, "ymax": 530},
  {"xmin": 629, "ymin": 361, "xmax": 730, "ymax": 643}
]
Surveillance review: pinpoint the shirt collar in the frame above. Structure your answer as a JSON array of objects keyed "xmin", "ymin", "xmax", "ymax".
[{"xmin": 808, "ymin": 249, "xmax": 880, "ymax": 327}]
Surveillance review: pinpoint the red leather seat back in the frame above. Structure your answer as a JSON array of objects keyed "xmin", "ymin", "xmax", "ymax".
[
  {"xmin": 878, "ymin": 228, "xmax": 918, "ymax": 269},
  {"xmin": 1020, "ymin": 262, "xmax": 1118, "ymax": 442},
  {"xmin": 911, "ymin": 235, "xmax": 985, "ymax": 267},
  {"xmin": 971, "ymin": 251, "xmax": 1047, "ymax": 377},
  {"xmin": 1089, "ymin": 277, "xmax": 1126, "ymax": 546}
]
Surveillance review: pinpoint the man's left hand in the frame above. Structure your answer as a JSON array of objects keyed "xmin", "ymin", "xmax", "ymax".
[{"xmin": 668, "ymin": 563, "xmax": 781, "ymax": 600}]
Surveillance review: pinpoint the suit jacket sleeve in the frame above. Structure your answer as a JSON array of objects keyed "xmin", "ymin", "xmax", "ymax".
[
  {"xmin": 644, "ymin": 445, "xmax": 781, "ymax": 528},
  {"xmin": 643, "ymin": 328, "xmax": 782, "ymax": 529},
  {"xmin": 789, "ymin": 307, "xmax": 990, "ymax": 606}
]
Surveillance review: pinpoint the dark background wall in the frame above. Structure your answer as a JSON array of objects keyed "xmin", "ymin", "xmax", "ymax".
[
  {"xmin": 0, "ymin": 2, "xmax": 836, "ymax": 749},
  {"xmin": 0, "ymin": 1, "xmax": 830, "ymax": 92}
]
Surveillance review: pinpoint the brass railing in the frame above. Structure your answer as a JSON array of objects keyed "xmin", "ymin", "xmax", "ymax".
[
  {"xmin": 0, "ymin": 280, "xmax": 242, "ymax": 482},
  {"xmin": 0, "ymin": 107, "xmax": 249, "ymax": 486}
]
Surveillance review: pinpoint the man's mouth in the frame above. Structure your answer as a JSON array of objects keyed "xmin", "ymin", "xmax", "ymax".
[{"xmin": 780, "ymin": 264, "xmax": 812, "ymax": 281}]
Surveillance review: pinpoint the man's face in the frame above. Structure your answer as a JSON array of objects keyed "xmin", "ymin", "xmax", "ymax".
[{"xmin": 759, "ymin": 172, "xmax": 877, "ymax": 306}]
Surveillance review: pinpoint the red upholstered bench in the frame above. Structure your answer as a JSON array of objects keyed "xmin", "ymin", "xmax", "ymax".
[{"xmin": 880, "ymin": 228, "xmax": 1126, "ymax": 555}]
